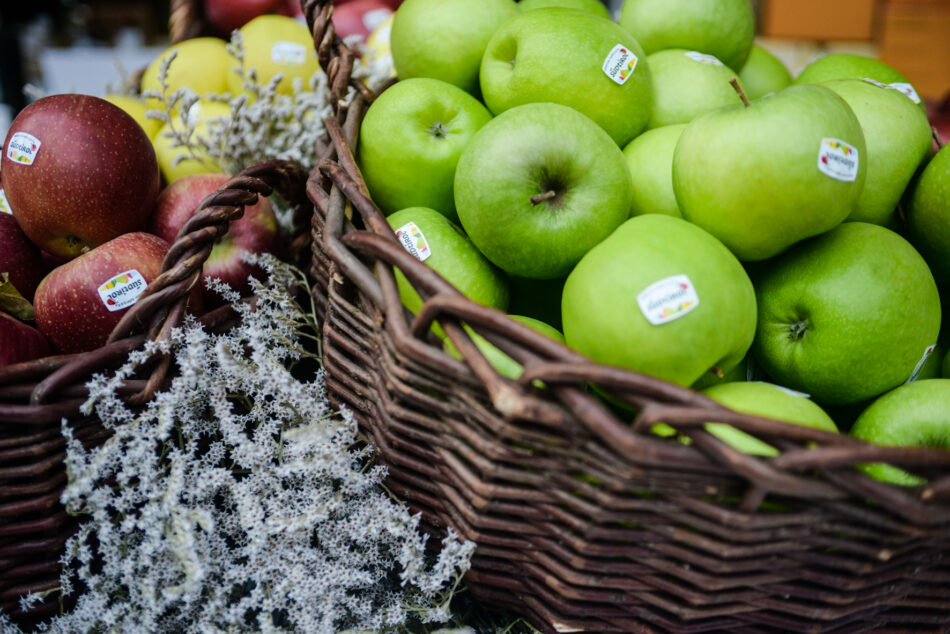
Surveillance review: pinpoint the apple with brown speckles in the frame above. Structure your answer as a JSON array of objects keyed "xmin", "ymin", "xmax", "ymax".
[
  {"xmin": 148, "ymin": 173, "xmax": 281, "ymax": 306},
  {"xmin": 34, "ymin": 232, "xmax": 169, "ymax": 353},
  {"xmin": 1, "ymin": 94, "xmax": 160, "ymax": 260},
  {"xmin": 0, "ymin": 212, "xmax": 46, "ymax": 302}
]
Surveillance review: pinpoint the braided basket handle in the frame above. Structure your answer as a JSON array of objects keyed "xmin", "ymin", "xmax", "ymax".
[
  {"xmin": 28, "ymin": 159, "xmax": 309, "ymax": 408},
  {"xmin": 169, "ymin": 0, "xmax": 203, "ymax": 44}
]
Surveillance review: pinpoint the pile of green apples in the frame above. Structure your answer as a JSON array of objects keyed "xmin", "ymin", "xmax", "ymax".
[{"xmin": 355, "ymin": 0, "xmax": 950, "ymax": 485}]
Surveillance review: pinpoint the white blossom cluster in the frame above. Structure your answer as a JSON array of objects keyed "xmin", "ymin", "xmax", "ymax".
[{"xmin": 1, "ymin": 256, "xmax": 474, "ymax": 633}]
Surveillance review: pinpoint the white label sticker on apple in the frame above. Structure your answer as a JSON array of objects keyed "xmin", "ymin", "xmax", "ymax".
[
  {"xmin": 637, "ymin": 274, "xmax": 699, "ymax": 326},
  {"xmin": 362, "ymin": 8, "xmax": 392, "ymax": 33},
  {"xmin": 98, "ymin": 269, "xmax": 148, "ymax": 312},
  {"xmin": 888, "ymin": 82, "xmax": 921, "ymax": 104},
  {"xmin": 6, "ymin": 132, "xmax": 41, "ymax": 166},
  {"xmin": 817, "ymin": 138, "xmax": 859, "ymax": 182},
  {"xmin": 394, "ymin": 222, "xmax": 431, "ymax": 262},
  {"xmin": 861, "ymin": 77, "xmax": 889, "ymax": 89},
  {"xmin": 602, "ymin": 44, "xmax": 639, "ymax": 85},
  {"xmin": 271, "ymin": 41, "xmax": 307, "ymax": 66},
  {"xmin": 0, "ymin": 189, "xmax": 11, "ymax": 215},
  {"xmin": 905, "ymin": 343, "xmax": 937, "ymax": 383},
  {"xmin": 684, "ymin": 51, "xmax": 723, "ymax": 66}
]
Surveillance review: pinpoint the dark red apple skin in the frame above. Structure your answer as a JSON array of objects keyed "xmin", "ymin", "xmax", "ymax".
[
  {"xmin": 1, "ymin": 94, "xmax": 160, "ymax": 260},
  {"xmin": 203, "ymin": 0, "xmax": 285, "ymax": 34},
  {"xmin": 0, "ymin": 212, "xmax": 45, "ymax": 302},
  {"xmin": 33, "ymin": 232, "xmax": 169, "ymax": 354},
  {"xmin": 0, "ymin": 311, "xmax": 51, "ymax": 367},
  {"xmin": 148, "ymin": 173, "xmax": 281, "ymax": 305},
  {"xmin": 332, "ymin": 0, "xmax": 392, "ymax": 41}
]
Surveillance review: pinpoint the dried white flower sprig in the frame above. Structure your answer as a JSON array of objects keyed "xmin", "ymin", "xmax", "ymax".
[{"xmin": 6, "ymin": 256, "xmax": 473, "ymax": 633}]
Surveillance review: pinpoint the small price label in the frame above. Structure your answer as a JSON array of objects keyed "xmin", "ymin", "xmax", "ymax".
[
  {"xmin": 0, "ymin": 189, "xmax": 11, "ymax": 214},
  {"xmin": 905, "ymin": 344, "xmax": 937, "ymax": 384},
  {"xmin": 271, "ymin": 41, "xmax": 307, "ymax": 66},
  {"xmin": 6, "ymin": 132, "xmax": 41, "ymax": 166},
  {"xmin": 684, "ymin": 51, "xmax": 723, "ymax": 66},
  {"xmin": 602, "ymin": 44, "xmax": 639, "ymax": 85},
  {"xmin": 395, "ymin": 222, "xmax": 431, "ymax": 262},
  {"xmin": 637, "ymin": 275, "xmax": 699, "ymax": 326},
  {"xmin": 98, "ymin": 270, "xmax": 148, "ymax": 312},
  {"xmin": 817, "ymin": 138, "xmax": 859, "ymax": 182}
]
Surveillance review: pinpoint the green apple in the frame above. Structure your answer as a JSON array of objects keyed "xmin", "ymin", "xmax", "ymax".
[
  {"xmin": 691, "ymin": 356, "xmax": 747, "ymax": 390},
  {"xmin": 622, "ymin": 123, "xmax": 686, "ymax": 218},
  {"xmin": 562, "ymin": 214, "xmax": 756, "ymax": 387},
  {"xmin": 702, "ymin": 381, "xmax": 838, "ymax": 457},
  {"xmin": 454, "ymin": 102, "xmax": 632, "ymax": 279},
  {"xmin": 738, "ymin": 44, "xmax": 792, "ymax": 100},
  {"xmin": 618, "ymin": 0, "xmax": 755, "ymax": 72},
  {"xmin": 518, "ymin": 0, "xmax": 609, "ymax": 18},
  {"xmin": 358, "ymin": 77, "xmax": 492, "ymax": 222},
  {"xmin": 753, "ymin": 222, "xmax": 941, "ymax": 406},
  {"xmin": 819, "ymin": 79, "xmax": 931, "ymax": 226},
  {"xmin": 443, "ymin": 314, "xmax": 564, "ymax": 380},
  {"xmin": 390, "ymin": 0, "xmax": 519, "ymax": 95},
  {"xmin": 673, "ymin": 84, "xmax": 866, "ymax": 261},
  {"xmin": 646, "ymin": 49, "xmax": 745, "ymax": 129},
  {"xmin": 851, "ymin": 379, "xmax": 950, "ymax": 485},
  {"xmin": 907, "ymin": 145, "xmax": 950, "ymax": 284},
  {"xmin": 479, "ymin": 8, "xmax": 652, "ymax": 147},
  {"xmin": 386, "ymin": 207, "xmax": 509, "ymax": 338},
  {"xmin": 794, "ymin": 53, "xmax": 924, "ymax": 111}
]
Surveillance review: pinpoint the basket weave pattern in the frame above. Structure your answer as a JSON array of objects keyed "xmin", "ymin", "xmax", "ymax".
[
  {"xmin": 300, "ymin": 1, "xmax": 950, "ymax": 631},
  {"xmin": 0, "ymin": 160, "xmax": 309, "ymax": 625}
]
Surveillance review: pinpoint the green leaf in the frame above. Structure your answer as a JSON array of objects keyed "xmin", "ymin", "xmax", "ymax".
[{"xmin": 0, "ymin": 272, "xmax": 35, "ymax": 321}]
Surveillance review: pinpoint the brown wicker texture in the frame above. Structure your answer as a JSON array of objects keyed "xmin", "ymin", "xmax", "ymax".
[
  {"xmin": 0, "ymin": 159, "xmax": 309, "ymax": 626},
  {"xmin": 300, "ymin": 1, "xmax": 950, "ymax": 631},
  {"xmin": 169, "ymin": 0, "xmax": 204, "ymax": 43}
]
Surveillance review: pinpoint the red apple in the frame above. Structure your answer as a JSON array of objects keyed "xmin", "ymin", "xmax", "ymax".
[
  {"xmin": 204, "ymin": 0, "xmax": 286, "ymax": 34},
  {"xmin": 0, "ymin": 211, "xmax": 45, "ymax": 303},
  {"xmin": 332, "ymin": 0, "xmax": 392, "ymax": 41},
  {"xmin": 33, "ymin": 232, "xmax": 170, "ymax": 354},
  {"xmin": 1, "ymin": 94, "xmax": 160, "ymax": 260},
  {"xmin": 0, "ymin": 311, "xmax": 51, "ymax": 368},
  {"xmin": 147, "ymin": 173, "xmax": 281, "ymax": 305}
]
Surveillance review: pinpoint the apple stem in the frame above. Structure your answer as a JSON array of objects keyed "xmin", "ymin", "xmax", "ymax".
[
  {"xmin": 730, "ymin": 78, "xmax": 751, "ymax": 108},
  {"xmin": 530, "ymin": 190, "xmax": 557, "ymax": 205},
  {"xmin": 934, "ymin": 126, "xmax": 945, "ymax": 150},
  {"xmin": 710, "ymin": 366, "xmax": 725, "ymax": 379}
]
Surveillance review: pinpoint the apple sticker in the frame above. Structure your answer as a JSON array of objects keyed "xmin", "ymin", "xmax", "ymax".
[
  {"xmin": 602, "ymin": 44, "xmax": 639, "ymax": 85},
  {"xmin": 271, "ymin": 41, "xmax": 307, "ymax": 66},
  {"xmin": 97, "ymin": 269, "xmax": 148, "ymax": 312},
  {"xmin": 394, "ymin": 221, "xmax": 431, "ymax": 262},
  {"xmin": 6, "ymin": 132, "xmax": 42, "ymax": 165},
  {"xmin": 636, "ymin": 274, "xmax": 700, "ymax": 326},
  {"xmin": 0, "ymin": 189, "xmax": 11, "ymax": 214},
  {"xmin": 817, "ymin": 138, "xmax": 859, "ymax": 182},
  {"xmin": 684, "ymin": 51, "xmax": 723, "ymax": 66}
]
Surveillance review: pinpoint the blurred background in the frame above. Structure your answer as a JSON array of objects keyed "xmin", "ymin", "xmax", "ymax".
[{"xmin": 0, "ymin": 0, "xmax": 948, "ymax": 138}]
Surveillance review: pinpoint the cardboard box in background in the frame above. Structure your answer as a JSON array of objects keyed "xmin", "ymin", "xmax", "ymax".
[
  {"xmin": 759, "ymin": 0, "xmax": 879, "ymax": 41},
  {"xmin": 880, "ymin": 0, "xmax": 950, "ymax": 100}
]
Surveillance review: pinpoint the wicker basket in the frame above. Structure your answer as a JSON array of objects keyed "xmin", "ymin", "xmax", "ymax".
[
  {"xmin": 0, "ymin": 159, "xmax": 310, "ymax": 627},
  {"xmin": 298, "ymin": 1, "xmax": 950, "ymax": 631}
]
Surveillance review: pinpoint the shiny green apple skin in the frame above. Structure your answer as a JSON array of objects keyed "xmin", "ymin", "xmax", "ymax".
[
  {"xmin": 703, "ymin": 381, "xmax": 838, "ymax": 457},
  {"xmin": 390, "ymin": 0, "xmax": 519, "ymax": 95},
  {"xmin": 358, "ymin": 78, "xmax": 492, "ymax": 221},
  {"xmin": 518, "ymin": 0, "xmax": 609, "ymax": 18},
  {"xmin": 562, "ymin": 214, "xmax": 756, "ymax": 387},
  {"xmin": 820, "ymin": 78, "xmax": 931, "ymax": 226},
  {"xmin": 386, "ymin": 207, "xmax": 508, "ymax": 338},
  {"xmin": 622, "ymin": 124, "xmax": 686, "ymax": 218},
  {"xmin": 618, "ymin": 0, "xmax": 755, "ymax": 71},
  {"xmin": 673, "ymin": 84, "xmax": 866, "ymax": 261},
  {"xmin": 738, "ymin": 44, "xmax": 792, "ymax": 100},
  {"xmin": 907, "ymin": 145, "xmax": 950, "ymax": 284},
  {"xmin": 645, "ymin": 49, "xmax": 745, "ymax": 129},
  {"xmin": 794, "ymin": 53, "xmax": 925, "ymax": 112},
  {"xmin": 851, "ymin": 379, "xmax": 950, "ymax": 485},
  {"xmin": 479, "ymin": 8, "xmax": 652, "ymax": 147},
  {"xmin": 454, "ymin": 102, "xmax": 632, "ymax": 280},
  {"xmin": 753, "ymin": 222, "xmax": 941, "ymax": 406}
]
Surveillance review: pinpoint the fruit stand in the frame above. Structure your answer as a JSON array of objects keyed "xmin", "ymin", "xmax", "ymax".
[{"xmin": 1, "ymin": 0, "xmax": 950, "ymax": 631}]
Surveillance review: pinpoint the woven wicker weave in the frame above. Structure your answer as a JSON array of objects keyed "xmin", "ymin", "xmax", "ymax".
[
  {"xmin": 299, "ymin": 1, "xmax": 950, "ymax": 631},
  {"xmin": 0, "ymin": 159, "xmax": 309, "ymax": 627}
]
